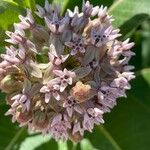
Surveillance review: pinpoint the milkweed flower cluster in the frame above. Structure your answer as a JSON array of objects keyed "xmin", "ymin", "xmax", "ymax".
[{"xmin": 0, "ymin": 0, "xmax": 135, "ymax": 142}]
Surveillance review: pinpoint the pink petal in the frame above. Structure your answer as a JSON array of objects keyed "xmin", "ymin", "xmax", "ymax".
[
  {"xmin": 53, "ymin": 70, "xmax": 64, "ymax": 77},
  {"xmin": 67, "ymin": 107, "xmax": 73, "ymax": 117},
  {"xmin": 60, "ymin": 83, "xmax": 67, "ymax": 92},
  {"xmin": 45, "ymin": 93, "xmax": 51, "ymax": 103}
]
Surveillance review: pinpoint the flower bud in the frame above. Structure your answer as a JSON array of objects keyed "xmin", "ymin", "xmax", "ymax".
[
  {"xmin": 16, "ymin": 109, "xmax": 32, "ymax": 124},
  {"xmin": 0, "ymin": 75, "xmax": 22, "ymax": 93},
  {"xmin": 70, "ymin": 81, "xmax": 92, "ymax": 102}
]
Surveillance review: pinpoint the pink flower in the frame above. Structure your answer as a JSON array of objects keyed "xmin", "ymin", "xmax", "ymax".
[
  {"xmin": 40, "ymin": 78, "xmax": 60, "ymax": 103},
  {"xmin": 90, "ymin": 25, "xmax": 121, "ymax": 47},
  {"xmin": 48, "ymin": 44, "xmax": 69, "ymax": 65},
  {"xmin": 63, "ymin": 96, "xmax": 83, "ymax": 117},
  {"xmin": 36, "ymin": 0, "xmax": 53, "ymax": 18},
  {"xmin": 111, "ymin": 76, "xmax": 131, "ymax": 90},
  {"xmin": 1, "ymin": 46, "xmax": 20, "ymax": 65},
  {"xmin": 53, "ymin": 68, "xmax": 76, "ymax": 92},
  {"xmin": 45, "ymin": 13, "xmax": 69, "ymax": 34},
  {"xmin": 65, "ymin": 34, "xmax": 86, "ymax": 55},
  {"xmin": 11, "ymin": 94, "xmax": 30, "ymax": 112},
  {"xmin": 5, "ymin": 25, "xmax": 26, "ymax": 45},
  {"xmin": 98, "ymin": 5, "xmax": 114, "ymax": 23},
  {"xmin": 83, "ymin": 108, "xmax": 104, "ymax": 131},
  {"xmin": 18, "ymin": 9, "xmax": 35, "ymax": 29},
  {"xmin": 50, "ymin": 114, "xmax": 71, "ymax": 141},
  {"xmin": 73, "ymin": 122, "xmax": 84, "ymax": 136}
]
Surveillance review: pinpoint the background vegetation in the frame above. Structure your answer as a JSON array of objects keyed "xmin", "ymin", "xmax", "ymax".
[{"xmin": 0, "ymin": 0, "xmax": 150, "ymax": 150}]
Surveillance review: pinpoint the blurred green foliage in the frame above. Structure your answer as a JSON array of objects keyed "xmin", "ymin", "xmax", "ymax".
[{"xmin": 0, "ymin": 0, "xmax": 150, "ymax": 150}]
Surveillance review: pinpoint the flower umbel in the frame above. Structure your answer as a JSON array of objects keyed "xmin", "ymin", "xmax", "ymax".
[{"xmin": 1, "ymin": 0, "xmax": 135, "ymax": 142}]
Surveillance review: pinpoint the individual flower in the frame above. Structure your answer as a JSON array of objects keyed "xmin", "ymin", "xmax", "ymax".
[
  {"xmin": 65, "ymin": 34, "xmax": 86, "ymax": 55},
  {"xmin": 83, "ymin": 108, "xmax": 104, "ymax": 132},
  {"xmin": 50, "ymin": 114, "xmax": 71, "ymax": 141},
  {"xmin": 40, "ymin": 78, "xmax": 60, "ymax": 103},
  {"xmin": 18, "ymin": 9, "xmax": 35, "ymax": 29},
  {"xmin": 98, "ymin": 5, "xmax": 114, "ymax": 24},
  {"xmin": 11, "ymin": 94, "xmax": 30, "ymax": 112},
  {"xmin": 63, "ymin": 96, "xmax": 83, "ymax": 117},
  {"xmin": 5, "ymin": 24, "xmax": 26, "ymax": 45},
  {"xmin": 5, "ymin": 24, "xmax": 37, "ymax": 53},
  {"xmin": 53, "ymin": 68, "xmax": 76, "ymax": 92},
  {"xmin": 72, "ymin": 122, "xmax": 84, "ymax": 136},
  {"xmin": 1, "ymin": 46, "xmax": 20, "ymax": 65},
  {"xmin": 45, "ymin": 13, "xmax": 69, "ymax": 34},
  {"xmin": 36, "ymin": 0, "xmax": 60, "ymax": 19},
  {"xmin": 111, "ymin": 76, "xmax": 131, "ymax": 90},
  {"xmin": 97, "ymin": 85, "xmax": 125, "ymax": 112},
  {"xmin": 90, "ymin": 25, "xmax": 121, "ymax": 47},
  {"xmin": 48, "ymin": 44, "xmax": 69, "ymax": 65}
]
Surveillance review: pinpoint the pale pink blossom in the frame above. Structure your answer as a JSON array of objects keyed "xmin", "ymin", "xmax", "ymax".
[
  {"xmin": 90, "ymin": 25, "xmax": 121, "ymax": 47},
  {"xmin": 63, "ymin": 96, "xmax": 83, "ymax": 117},
  {"xmin": 45, "ymin": 13, "xmax": 69, "ymax": 34},
  {"xmin": 40, "ymin": 78, "xmax": 60, "ymax": 103},
  {"xmin": 49, "ymin": 44, "xmax": 69, "ymax": 65},
  {"xmin": 111, "ymin": 76, "xmax": 131, "ymax": 90},
  {"xmin": 11, "ymin": 94, "xmax": 30, "ymax": 112},
  {"xmin": 50, "ymin": 114, "xmax": 71, "ymax": 140},
  {"xmin": 53, "ymin": 69, "xmax": 76, "ymax": 92},
  {"xmin": 83, "ymin": 108, "xmax": 104, "ymax": 131},
  {"xmin": 73, "ymin": 122, "xmax": 84, "ymax": 136},
  {"xmin": 18, "ymin": 9, "xmax": 35, "ymax": 29},
  {"xmin": 65, "ymin": 34, "xmax": 86, "ymax": 55}
]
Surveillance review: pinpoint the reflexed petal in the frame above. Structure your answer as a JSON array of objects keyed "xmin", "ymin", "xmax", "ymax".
[
  {"xmin": 71, "ymin": 49, "xmax": 77, "ymax": 55},
  {"xmin": 53, "ymin": 92, "xmax": 60, "ymax": 100},
  {"xmin": 51, "ymin": 114, "xmax": 62, "ymax": 126},
  {"xmin": 60, "ymin": 83, "xmax": 67, "ymax": 92},
  {"xmin": 53, "ymin": 69, "xmax": 64, "ymax": 77},
  {"xmin": 67, "ymin": 107, "xmax": 73, "ymax": 117},
  {"xmin": 74, "ymin": 105, "xmax": 83, "ymax": 114},
  {"xmin": 40, "ymin": 86, "xmax": 49, "ymax": 93},
  {"xmin": 73, "ymin": 122, "xmax": 80, "ymax": 135},
  {"xmin": 45, "ymin": 93, "xmax": 51, "ymax": 103}
]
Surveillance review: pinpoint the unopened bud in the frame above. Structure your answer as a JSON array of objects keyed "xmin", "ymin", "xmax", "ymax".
[
  {"xmin": 0, "ymin": 75, "xmax": 22, "ymax": 93},
  {"xmin": 16, "ymin": 110, "xmax": 32, "ymax": 124},
  {"xmin": 70, "ymin": 81, "xmax": 91, "ymax": 102}
]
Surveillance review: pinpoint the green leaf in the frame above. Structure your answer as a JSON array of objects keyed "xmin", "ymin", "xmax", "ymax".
[
  {"xmin": 0, "ymin": 0, "xmax": 25, "ymax": 30},
  {"xmin": 0, "ymin": 92, "xmax": 6, "ymax": 105},
  {"xmin": 35, "ymin": 0, "xmax": 53, "ymax": 6},
  {"xmin": 109, "ymin": 0, "xmax": 150, "ymax": 28},
  {"xmin": 119, "ymin": 14, "xmax": 149, "ymax": 39},
  {"xmin": 131, "ymin": 68, "xmax": 150, "ymax": 107},
  {"xmin": 53, "ymin": 0, "xmax": 70, "ymax": 13},
  {"xmin": 24, "ymin": 0, "xmax": 36, "ymax": 12},
  {"xmin": 0, "ymin": 0, "xmax": 25, "ymax": 47},
  {"xmin": 129, "ymin": 30, "xmax": 143, "ymax": 71},
  {"xmin": 141, "ymin": 20, "xmax": 150, "ymax": 68},
  {"xmin": 19, "ymin": 135, "xmax": 51, "ymax": 150},
  {"xmin": 85, "ymin": 126, "xmax": 121, "ymax": 150}
]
